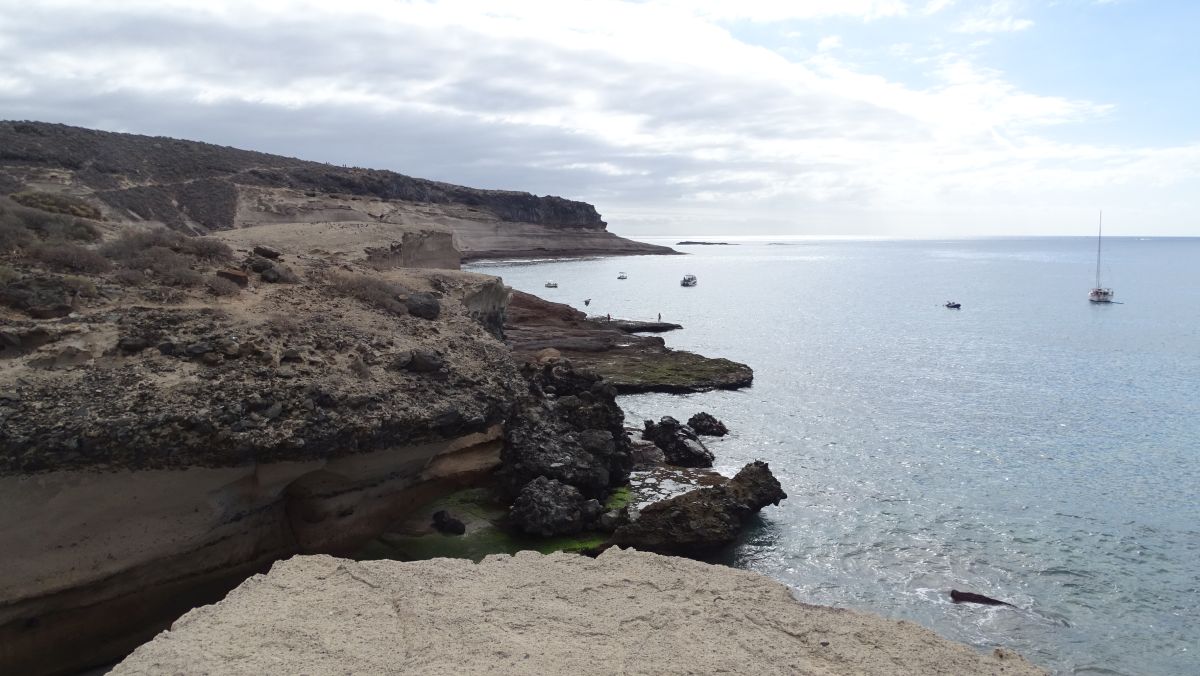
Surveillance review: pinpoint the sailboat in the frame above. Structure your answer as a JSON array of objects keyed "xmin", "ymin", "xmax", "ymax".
[{"xmin": 1088, "ymin": 211, "xmax": 1114, "ymax": 303}]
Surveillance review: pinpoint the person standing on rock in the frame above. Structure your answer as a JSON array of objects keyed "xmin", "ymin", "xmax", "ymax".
[{"xmin": 657, "ymin": 313, "xmax": 661, "ymax": 322}]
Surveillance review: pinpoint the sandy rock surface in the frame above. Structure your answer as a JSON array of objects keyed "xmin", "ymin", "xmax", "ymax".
[{"xmin": 115, "ymin": 549, "xmax": 1043, "ymax": 676}]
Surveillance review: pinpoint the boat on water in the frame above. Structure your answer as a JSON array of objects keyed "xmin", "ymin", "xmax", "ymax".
[
  {"xmin": 1089, "ymin": 211, "xmax": 1114, "ymax": 303},
  {"xmin": 681, "ymin": 274, "xmax": 697, "ymax": 287},
  {"xmin": 545, "ymin": 281, "xmax": 558, "ymax": 288},
  {"xmin": 617, "ymin": 272, "xmax": 627, "ymax": 280},
  {"xmin": 944, "ymin": 301, "xmax": 961, "ymax": 309}
]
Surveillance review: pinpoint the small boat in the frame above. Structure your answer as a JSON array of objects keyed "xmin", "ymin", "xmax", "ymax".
[
  {"xmin": 944, "ymin": 301, "xmax": 961, "ymax": 309},
  {"xmin": 617, "ymin": 272, "xmax": 627, "ymax": 280},
  {"xmin": 545, "ymin": 281, "xmax": 558, "ymax": 288},
  {"xmin": 680, "ymin": 274, "xmax": 697, "ymax": 287},
  {"xmin": 1088, "ymin": 211, "xmax": 1114, "ymax": 303}
]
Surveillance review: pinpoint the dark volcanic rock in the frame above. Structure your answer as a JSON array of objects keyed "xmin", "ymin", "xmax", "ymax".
[
  {"xmin": 642, "ymin": 416, "xmax": 714, "ymax": 467},
  {"xmin": 260, "ymin": 264, "xmax": 299, "ymax": 284},
  {"xmin": 686, "ymin": 412, "xmax": 728, "ymax": 437},
  {"xmin": 500, "ymin": 361, "xmax": 632, "ymax": 500},
  {"xmin": 612, "ymin": 461, "xmax": 786, "ymax": 556},
  {"xmin": 509, "ymin": 476, "xmax": 601, "ymax": 537},
  {"xmin": 404, "ymin": 349, "xmax": 444, "ymax": 373},
  {"xmin": 431, "ymin": 510, "xmax": 466, "ymax": 535},
  {"xmin": 405, "ymin": 292, "xmax": 441, "ymax": 320},
  {"xmin": 216, "ymin": 269, "xmax": 249, "ymax": 287},
  {"xmin": 252, "ymin": 245, "xmax": 282, "ymax": 259}
]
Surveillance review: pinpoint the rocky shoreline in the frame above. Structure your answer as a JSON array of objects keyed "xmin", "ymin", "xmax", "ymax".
[
  {"xmin": 0, "ymin": 121, "xmax": 1041, "ymax": 675},
  {"xmin": 505, "ymin": 290, "xmax": 753, "ymax": 393}
]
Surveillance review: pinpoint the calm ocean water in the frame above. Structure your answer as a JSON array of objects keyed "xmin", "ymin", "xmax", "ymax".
[{"xmin": 468, "ymin": 237, "xmax": 1200, "ymax": 676}]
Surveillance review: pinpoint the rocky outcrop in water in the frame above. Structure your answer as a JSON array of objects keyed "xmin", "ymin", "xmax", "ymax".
[
  {"xmin": 612, "ymin": 461, "xmax": 786, "ymax": 556},
  {"xmin": 687, "ymin": 412, "xmax": 728, "ymax": 437},
  {"xmin": 506, "ymin": 291, "xmax": 753, "ymax": 394},
  {"xmin": 642, "ymin": 416, "xmax": 715, "ymax": 467}
]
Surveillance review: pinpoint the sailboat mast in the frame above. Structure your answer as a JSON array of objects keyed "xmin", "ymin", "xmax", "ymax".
[{"xmin": 1095, "ymin": 210, "xmax": 1103, "ymax": 288}]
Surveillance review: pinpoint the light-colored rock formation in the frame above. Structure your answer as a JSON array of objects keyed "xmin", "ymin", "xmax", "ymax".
[{"xmin": 114, "ymin": 549, "xmax": 1044, "ymax": 676}]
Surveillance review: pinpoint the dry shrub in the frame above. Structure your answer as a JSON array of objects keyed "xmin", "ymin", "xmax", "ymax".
[
  {"xmin": 101, "ymin": 227, "xmax": 231, "ymax": 264},
  {"xmin": 153, "ymin": 253, "xmax": 203, "ymax": 286},
  {"xmin": 206, "ymin": 275, "xmax": 241, "ymax": 296},
  {"xmin": 61, "ymin": 275, "xmax": 97, "ymax": 297},
  {"xmin": 329, "ymin": 272, "xmax": 409, "ymax": 315},
  {"xmin": 112, "ymin": 268, "xmax": 146, "ymax": 286},
  {"xmin": 182, "ymin": 237, "xmax": 233, "ymax": 262},
  {"xmin": 101, "ymin": 228, "xmax": 186, "ymax": 262},
  {"xmin": 0, "ymin": 199, "xmax": 99, "ymax": 249},
  {"xmin": 265, "ymin": 313, "xmax": 302, "ymax": 335},
  {"xmin": 0, "ymin": 218, "xmax": 36, "ymax": 251},
  {"xmin": 29, "ymin": 242, "xmax": 112, "ymax": 273},
  {"xmin": 0, "ymin": 264, "xmax": 17, "ymax": 285},
  {"xmin": 10, "ymin": 191, "xmax": 104, "ymax": 220}
]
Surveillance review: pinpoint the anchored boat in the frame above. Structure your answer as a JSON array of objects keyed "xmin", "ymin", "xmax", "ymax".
[
  {"xmin": 1089, "ymin": 211, "xmax": 1114, "ymax": 303},
  {"xmin": 680, "ymin": 274, "xmax": 697, "ymax": 287}
]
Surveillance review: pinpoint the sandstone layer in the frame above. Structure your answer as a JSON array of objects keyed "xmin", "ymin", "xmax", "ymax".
[
  {"xmin": 114, "ymin": 549, "xmax": 1044, "ymax": 676},
  {"xmin": 0, "ymin": 204, "xmax": 524, "ymax": 673}
]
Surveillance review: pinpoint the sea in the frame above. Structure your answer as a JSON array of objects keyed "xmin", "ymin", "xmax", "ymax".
[{"xmin": 467, "ymin": 236, "xmax": 1200, "ymax": 676}]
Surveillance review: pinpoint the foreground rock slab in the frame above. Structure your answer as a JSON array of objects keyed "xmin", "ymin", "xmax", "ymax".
[{"xmin": 114, "ymin": 549, "xmax": 1042, "ymax": 676}]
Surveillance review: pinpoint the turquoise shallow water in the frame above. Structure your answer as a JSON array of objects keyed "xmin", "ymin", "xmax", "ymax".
[{"xmin": 469, "ymin": 237, "xmax": 1200, "ymax": 676}]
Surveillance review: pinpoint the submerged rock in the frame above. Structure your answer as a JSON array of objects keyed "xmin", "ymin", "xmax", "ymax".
[
  {"xmin": 611, "ymin": 461, "xmax": 786, "ymax": 556},
  {"xmin": 510, "ymin": 476, "xmax": 602, "ymax": 537},
  {"xmin": 431, "ymin": 510, "xmax": 466, "ymax": 536},
  {"xmin": 642, "ymin": 416, "xmax": 714, "ymax": 467},
  {"xmin": 687, "ymin": 412, "xmax": 728, "ymax": 437}
]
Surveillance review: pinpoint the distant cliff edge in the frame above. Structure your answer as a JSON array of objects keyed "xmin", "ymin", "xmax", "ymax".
[{"xmin": 0, "ymin": 121, "xmax": 674, "ymax": 259}]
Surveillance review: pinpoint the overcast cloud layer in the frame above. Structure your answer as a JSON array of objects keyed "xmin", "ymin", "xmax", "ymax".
[{"xmin": 1, "ymin": 0, "xmax": 1197, "ymax": 236}]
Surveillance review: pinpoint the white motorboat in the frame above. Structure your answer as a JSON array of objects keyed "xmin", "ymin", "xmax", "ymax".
[
  {"xmin": 680, "ymin": 274, "xmax": 697, "ymax": 287},
  {"xmin": 617, "ymin": 272, "xmax": 627, "ymax": 280},
  {"xmin": 545, "ymin": 281, "xmax": 558, "ymax": 288}
]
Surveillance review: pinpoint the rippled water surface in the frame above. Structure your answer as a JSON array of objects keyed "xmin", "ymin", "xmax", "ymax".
[{"xmin": 469, "ymin": 237, "xmax": 1200, "ymax": 675}]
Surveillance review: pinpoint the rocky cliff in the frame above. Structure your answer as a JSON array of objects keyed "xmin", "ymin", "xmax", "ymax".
[
  {"xmin": 0, "ymin": 121, "xmax": 675, "ymax": 259},
  {"xmin": 0, "ymin": 198, "xmax": 530, "ymax": 673}
]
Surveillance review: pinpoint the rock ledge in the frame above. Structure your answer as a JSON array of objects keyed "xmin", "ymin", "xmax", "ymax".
[{"xmin": 114, "ymin": 549, "xmax": 1043, "ymax": 676}]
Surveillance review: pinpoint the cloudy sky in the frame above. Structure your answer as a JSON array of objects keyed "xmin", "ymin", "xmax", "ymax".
[{"xmin": 2, "ymin": 0, "xmax": 1197, "ymax": 236}]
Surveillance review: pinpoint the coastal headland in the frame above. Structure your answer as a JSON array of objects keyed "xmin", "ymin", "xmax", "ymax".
[{"xmin": 0, "ymin": 121, "xmax": 1039, "ymax": 675}]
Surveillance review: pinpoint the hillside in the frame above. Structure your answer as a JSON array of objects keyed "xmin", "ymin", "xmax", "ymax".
[{"xmin": 0, "ymin": 121, "xmax": 673, "ymax": 259}]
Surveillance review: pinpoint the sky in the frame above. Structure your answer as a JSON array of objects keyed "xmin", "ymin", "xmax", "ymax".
[{"xmin": 1, "ymin": 0, "xmax": 1197, "ymax": 237}]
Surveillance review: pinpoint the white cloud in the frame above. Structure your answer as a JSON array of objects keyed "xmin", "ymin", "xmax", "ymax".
[
  {"xmin": 817, "ymin": 35, "xmax": 843, "ymax": 51},
  {"xmin": 923, "ymin": 0, "xmax": 956, "ymax": 14},
  {"xmin": 955, "ymin": 1, "xmax": 1034, "ymax": 33},
  {"xmin": 0, "ymin": 0, "xmax": 1193, "ymax": 235}
]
